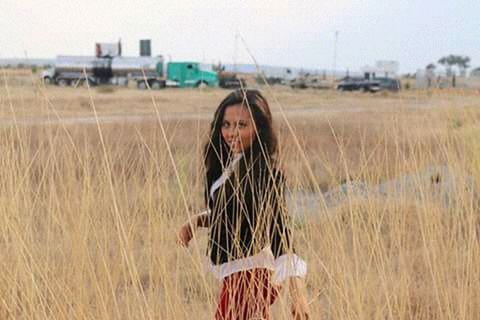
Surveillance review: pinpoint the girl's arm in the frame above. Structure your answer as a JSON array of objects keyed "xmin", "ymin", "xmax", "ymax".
[
  {"xmin": 289, "ymin": 277, "xmax": 310, "ymax": 319},
  {"xmin": 177, "ymin": 210, "xmax": 210, "ymax": 247}
]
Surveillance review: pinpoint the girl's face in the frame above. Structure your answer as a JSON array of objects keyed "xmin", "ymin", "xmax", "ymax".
[{"xmin": 221, "ymin": 104, "xmax": 257, "ymax": 154}]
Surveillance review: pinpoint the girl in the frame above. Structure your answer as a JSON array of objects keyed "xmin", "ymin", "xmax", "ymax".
[{"xmin": 178, "ymin": 89, "xmax": 309, "ymax": 319}]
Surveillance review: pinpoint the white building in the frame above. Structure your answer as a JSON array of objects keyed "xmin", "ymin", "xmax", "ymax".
[{"xmin": 361, "ymin": 60, "xmax": 399, "ymax": 78}]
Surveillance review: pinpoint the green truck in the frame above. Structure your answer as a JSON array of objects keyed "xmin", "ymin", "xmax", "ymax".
[
  {"xmin": 136, "ymin": 60, "xmax": 219, "ymax": 89},
  {"xmin": 166, "ymin": 62, "xmax": 218, "ymax": 88},
  {"xmin": 43, "ymin": 56, "xmax": 219, "ymax": 90}
]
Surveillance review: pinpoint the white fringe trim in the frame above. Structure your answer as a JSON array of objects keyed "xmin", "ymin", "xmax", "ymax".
[{"xmin": 205, "ymin": 247, "xmax": 307, "ymax": 285}]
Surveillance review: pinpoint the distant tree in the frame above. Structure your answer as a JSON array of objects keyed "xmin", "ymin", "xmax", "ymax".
[
  {"xmin": 457, "ymin": 56, "xmax": 470, "ymax": 76},
  {"xmin": 438, "ymin": 55, "xmax": 470, "ymax": 76},
  {"xmin": 426, "ymin": 63, "xmax": 436, "ymax": 71},
  {"xmin": 438, "ymin": 56, "xmax": 455, "ymax": 76}
]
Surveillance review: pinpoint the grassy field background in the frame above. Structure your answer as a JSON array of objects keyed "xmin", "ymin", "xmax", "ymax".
[{"xmin": 1, "ymin": 69, "xmax": 480, "ymax": 319}]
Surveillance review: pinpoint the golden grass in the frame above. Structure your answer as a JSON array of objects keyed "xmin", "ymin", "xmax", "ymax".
[{"xmin": 0, "ymin": 70, "xmax": 479, "ymax": 319}]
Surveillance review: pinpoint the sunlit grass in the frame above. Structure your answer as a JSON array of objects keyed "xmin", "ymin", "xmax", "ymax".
[{"xmin": 0, "ymin": 70, "xmax": 479, "ymax": 318}]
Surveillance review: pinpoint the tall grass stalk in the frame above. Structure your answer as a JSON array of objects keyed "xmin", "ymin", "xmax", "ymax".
[{"xmin": 0, "ymin": 67, "xmax": 479, "ymax": 318}]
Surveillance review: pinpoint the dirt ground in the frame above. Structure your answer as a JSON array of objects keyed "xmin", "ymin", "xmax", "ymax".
[{"xmin": 1, "ymin": 69, "xmax": 480, "ymax": 126}]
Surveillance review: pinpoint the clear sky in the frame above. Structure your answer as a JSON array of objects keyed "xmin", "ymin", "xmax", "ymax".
[{"xmin": 1, "ymin": 0, "xmax": 478, "ymax": 73}]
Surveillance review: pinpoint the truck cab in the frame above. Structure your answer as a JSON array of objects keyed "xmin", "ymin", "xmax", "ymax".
[
  {"xmin": 167, "ymin": 62, "xmax": 218, "ymax": 88},
  {"xmin": 41, "ymin": 68, "xmax": 56, "ymax": 84}
]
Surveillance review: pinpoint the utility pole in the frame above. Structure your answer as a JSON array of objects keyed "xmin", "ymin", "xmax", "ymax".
[
  {"xmin": 233, "ymin": 31, "xmax": 239, "ymax": 73},
  {"xmin": 333, "ymin": 30, "xmax": 339, "ymax": 80}
]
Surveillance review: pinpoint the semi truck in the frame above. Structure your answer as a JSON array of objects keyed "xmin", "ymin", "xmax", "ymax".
[
  {"xmin": 166, "ymin": 62, "xmax": 218, "ymax": 88},
  {"xmin": 41, "ymin": 56, "xmax": 219, "ymax": 89}
]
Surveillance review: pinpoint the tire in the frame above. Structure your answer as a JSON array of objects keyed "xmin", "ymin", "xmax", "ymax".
[
  {"xmin": 81, "ymin": 78, "xmax": 95, "ymax": 87},
  {"xmin": 151, "ymin": 80, "xmax": 161, "ymax": 90},
  {"xmin": 57, "ymin": 78, "xmax": 69, "ymax": 87},
  {"xmin": 196, "ymin": 81, "xmax": 208, "ymax": 88},
  {"xmin": 137, "ymin": 81, "xmax": 148, "ymax": 90}
]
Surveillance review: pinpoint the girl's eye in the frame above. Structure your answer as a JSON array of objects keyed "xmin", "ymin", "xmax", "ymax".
[
  {"xmin": 238, "ymin": 122, "xmax": 247, "ymax": 128},
  {"xmin": 222, "ymin": 122, "xmax": 229, "ymax": 128}
]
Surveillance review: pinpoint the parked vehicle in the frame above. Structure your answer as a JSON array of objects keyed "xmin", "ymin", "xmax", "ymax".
[
  {"xmin": 112, "ymin": 56, "xmax": 165, "ymax": 89},
  {"xmin": 42, "ymin": 57, "xmax": 218, "ymax": 89},
  {"xmin": 336, "ymin": 77, "xmax": 380, "ymax": 92},
  {"xmin": 375, "ymin": 77, "xmax": 401, "ymax": 91},
  {"xmin": 337, "ymin": 76, "xmax": 401, "ymax": 93},
  {"xmin": 218, "ymin": 72, "xmax": 246, "ymax": 89},
  {"xmin": 166, "ymin": 62, "xmax": 218, "ymax": 88},
  {"xmin": 290, "ymin": 74, "xmax": 331, "ymax": 89},
  {"xmin": 41, "ymin": 56, "xmax": 109, "ymax": 87}
]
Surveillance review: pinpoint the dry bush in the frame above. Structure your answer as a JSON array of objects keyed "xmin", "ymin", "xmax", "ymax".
[{"xmin": 0, "ymin": 78, "xmax": 479, "ymax": 319}]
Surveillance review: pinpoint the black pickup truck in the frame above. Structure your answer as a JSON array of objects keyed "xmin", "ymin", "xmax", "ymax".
[
  {"xmin": 336, "ymin": 77, "xmax": 380, "ymax": 92},
  {"xmin": 337, "ymin": 77, "xmax": 401, "ymax": 93},
  {"xmin": 218, "ymin": 72, "xmax": 246, "ymax": 89}
]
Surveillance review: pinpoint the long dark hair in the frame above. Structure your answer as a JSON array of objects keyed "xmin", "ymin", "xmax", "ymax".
[{"xmin": 204, "ymin": 89, "xmax": 278, "ymax": 191}]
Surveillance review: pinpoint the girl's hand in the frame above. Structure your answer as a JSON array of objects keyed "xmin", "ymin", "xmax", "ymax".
[
  {"xmin": 291, "ymin": 296, "xmax": 310, "ymax": 319},
  {"xmin": 289, "ymin": 277, "xmax": 310, "ymax": 319},
  {"xmin": 177, "ymin": 222, "xmax": 194, "ymax": 247}
]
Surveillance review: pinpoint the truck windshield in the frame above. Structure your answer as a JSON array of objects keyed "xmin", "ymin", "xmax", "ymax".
[{"xmin": 199, "ymin": 63, "xmax": 214, "ymax": 72}]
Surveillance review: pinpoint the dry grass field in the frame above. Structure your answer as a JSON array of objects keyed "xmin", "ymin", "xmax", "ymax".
[{"xmin": 1, "ymin": 69, "xmax": 480, "ymax": 319}]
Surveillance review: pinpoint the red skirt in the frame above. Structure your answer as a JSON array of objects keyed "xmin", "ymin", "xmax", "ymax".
[{"xmin": 214, "ymin": 268, "xmax": 280, "ymax": 320}]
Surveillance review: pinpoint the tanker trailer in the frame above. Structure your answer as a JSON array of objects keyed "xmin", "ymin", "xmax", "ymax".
[
  {"xmin": 41, "ymin": 56, "xmax": 112, "ymax": 87},
  {"xmin": 111, "ymin": 56, "xmax": 165, "ymax": 89}
]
